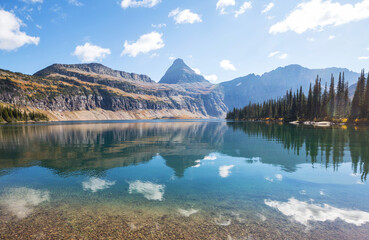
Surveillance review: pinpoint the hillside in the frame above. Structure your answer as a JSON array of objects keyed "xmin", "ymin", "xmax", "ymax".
[{"xmin": 0, "ymin": 63, "xmax": 227, "ymax": 121}]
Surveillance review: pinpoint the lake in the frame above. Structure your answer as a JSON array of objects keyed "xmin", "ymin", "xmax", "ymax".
[{"xmin": 0, "ymin": 120, "xmax": 369, "ymax": 239}]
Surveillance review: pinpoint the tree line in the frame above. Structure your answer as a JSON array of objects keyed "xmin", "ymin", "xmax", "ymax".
[
  {"xmin": 0, "ymin": 105, "xmax": 49, "ymax": 123},
  {"xmin": 226, "ymin": 71, "xmax": 369, "ymax": 122}
]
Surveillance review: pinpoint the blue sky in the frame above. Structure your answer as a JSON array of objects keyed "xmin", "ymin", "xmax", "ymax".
[{"xmin": 0, "ymin": 0, "xmax": 369, "ymax": 83}]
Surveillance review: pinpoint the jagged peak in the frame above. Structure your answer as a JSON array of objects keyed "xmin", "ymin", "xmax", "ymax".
[{"xmin": 159, "ymin": 58, "xmax": 209, "ymax": 84}]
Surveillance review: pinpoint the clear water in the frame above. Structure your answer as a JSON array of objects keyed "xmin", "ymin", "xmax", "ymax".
[{"xmin": 0, "ymin": 121, "xmax": 369, "ymax": 239}]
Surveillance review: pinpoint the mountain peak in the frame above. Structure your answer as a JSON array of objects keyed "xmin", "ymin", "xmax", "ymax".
[{"xmin": 159, "ymin": 59, "xmax": 209, "ymax": 84}]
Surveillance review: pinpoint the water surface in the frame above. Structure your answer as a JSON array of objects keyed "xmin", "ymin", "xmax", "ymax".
[{"xmin": 0, "ymin": 121, "xmax": 369, "ymax": 239}]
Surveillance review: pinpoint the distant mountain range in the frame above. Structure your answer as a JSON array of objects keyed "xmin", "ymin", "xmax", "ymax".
[{"xmin": 0, "ymin": 59, "xmax": 362, "ymax": 120}]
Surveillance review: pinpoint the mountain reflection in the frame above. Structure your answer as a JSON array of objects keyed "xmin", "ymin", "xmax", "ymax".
[{"xmin": 0, "ymin": 121, "xmax": 368, "ymax": 181}]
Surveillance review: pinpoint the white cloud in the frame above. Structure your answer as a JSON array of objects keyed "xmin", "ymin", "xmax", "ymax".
[
  {"xmin": 0, "ymin": 9, "xmax": 40, "ymax": 51},
  {"xmin": 307, "ymin": 37, "xmax": 316, "ymax": 42},
  {"xmin": 367, "ymin": 47, "xmax": 369, "ymax": 51},
  {"xmin": 121, "ymin": 31, "xmax": 164, "ymax": 57},
  {"xmin": 68, "ymin": 0, "xmax": 83, "ymax": 7},
  {"xmin": 265, "ymin": 177, "xmax": 274, "ymax": 182},
  {"xmin": 235, "ymin": 1, "xmax": 252, "ymax": 18},
  {"xmin": 193, "ymin": 68, "xmax": 201, "ymax": 75},
  {"xmin": 121, "ymin": 0, "xmax": 161, "ymax": 9},
  {"xmin": 169, "ymin": 56, "xmax": 175, "ymax": 60},
  {"xmin": 73, "ymin": 43, "xmax": 111, "ymax": 63},
  {"xmin": 275, "ymin": 174, "xmax": 283, "ymax": 181},
  {"xmin": 267, "ymin": 15, "xmax": 275, "ymax": 20},
  {"xmin": 22, "ymin": 0, "xmax": 43, "ymax": 3},
  {"xmin": 204, "ymin": 74, "xmax": 218, "ymax": 82},
  {"xmin": 178, "ymin": 208, "xmax": 199, "ymax": 217},
  {"xmin": 0, "ymin": 187, "xmax": 50, "ymax": 219},
  {"xmin": 268, "ymin": 51, "xmax": 280, "ymax": 57},
  {"xmin": 270, "ymin": 0, "xmax": 369, "ymax": 34},
  {"xmin": 216, "ymin": 0, "xmax": 236, "ymax": 15},
  {"xmin": 328, "ymin": 35, "xmax": 335, "ymax": 40},
  {"xmin": 279, "ymin": 53, "xmax": 288, "ymax": 59},
  {"xmin": 261, "ymin": 2, "xmax": 274, "ymax": 14},
  {"xmin": 358, "ymin": 56, "xmax": 369, "ymax": 60},
  {"xmin": 128, "ymin": 180, "xmax": 165, "ymax": 201},
  {"xmin": 169, "ymin": 8, "xmax": 202, "ymax": 24},
  {"xmin": 82, "ymin": 177, "xmax": 116, "ymax": 193},
  {"xmin": 203, "ymin": 154, "xmax": 217, "ymax": 160},
  {"xmin": 265, "ymin": 198, "xmax": 369, "ymax": 226},
  {"xmin": 151, "ymin": 23, "xmax": 166, "ymax": 28},
  {"xmin": 219, "ymin": 165, "xmax": 235, "ymax": 178},
  {"xmin": 220, "ymin": 60, "xmax": 236, "ymax": 71}
]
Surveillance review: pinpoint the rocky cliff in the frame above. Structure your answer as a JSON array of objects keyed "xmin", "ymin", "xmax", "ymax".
[{"xmin": 0, "ymin": 62, "xmax": 227, "ymax": 121}]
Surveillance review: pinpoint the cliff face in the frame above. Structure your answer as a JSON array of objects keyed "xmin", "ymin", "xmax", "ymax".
[{"xmin": 0, "ymin": 63, "xmax": 227, "ymax": 120}]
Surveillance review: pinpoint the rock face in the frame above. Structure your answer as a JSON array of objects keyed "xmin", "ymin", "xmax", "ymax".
[
  {"xmin": 159, "ymin": 59, "xmax": 209, "ymax": 84},
  {"xmin": 0, "ymin": 62, "xmax": 227, "ymax": 120}
]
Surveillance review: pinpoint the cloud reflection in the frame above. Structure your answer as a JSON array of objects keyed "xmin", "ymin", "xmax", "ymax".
[
  {"xmin": 82, "ymin": 177, "xmax": 116, "ymax": 193},
  {"xmin": 178, "ymin": 208, "xmax": 199, "ymax": 217},
  {"xmin": 219, "ymin": 165, "xmax": 235, "ymax": 178},
  {"xmin": 0, "ymin": 187, "xmax": 50, "ymax": 219},
  {"xmin": 265, "ymin": 198, "xmax": 369, "ymax": 226},
  {"xmin": 128, "ymin": 180, "xmax": 165, "ymax": 201}
]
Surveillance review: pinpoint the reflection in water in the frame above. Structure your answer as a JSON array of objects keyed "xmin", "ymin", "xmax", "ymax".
[
  {"xmin": 177, "ymin": 208, "xmax": 199, "ymax": 217},
  {"xmin": 227, "ymin": 122, "xmax": 369, "ymax": 181},
  {"xmin": 265, "ymin": 198, "xmax": 369, "ymax": 226},
  {"xmin": 82, "ymin": 177, "xmax": 116, "ymax": 193},
  {"xmin": 0, "ymin": 187, "xmax": 50, "ymax": 219},
  {"xmin": 128, "ymin": 180, "xmax": 165, "ymax": 201},
  {"xmin": 219, "ymin": 165, "xmax": 235, "ymax": 178}
]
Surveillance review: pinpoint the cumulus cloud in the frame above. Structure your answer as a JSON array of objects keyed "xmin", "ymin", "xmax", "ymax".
[
  {"xmin": 270, "ymin": 0, "xmax": 369, "ymax": 34},
  {"xmin": 216, "ymin": 0, "xmax": 236, "ymax": 15},
  {"xmin": 128, "ymin": 180, "xmax": 165, "ymax": 201},
  {"xmin": 0, "ymin": 9, "xmax": 40, "ymax": 51},
  {"xmin": 73, "ymin": 43, "xmax": 111, "ymax": 63},
  {"xmin": 121, "ymin": 0, "xmax": 161, "ymax": 9},
  {"xmin": 234, "ymin": 1, "xmax": 252, "ymax": 18},
  {"xmin": 121, "ymin": 31, "xmax": 164, "ymax": 57},
  {"xmin": 169, "ymin": 8, "xmax": 202, "ymax": 24},
  {"xmin": 0, "ymin": 187, "xmax": 50, "ymax": 219},
  {"xmin": 220, "ymin": 60, "xmax": 236, "ymax": 71},
  {"xmin": 265, "ymin": 198, "xmax": 369, "ymax": 226},
  {"xmin": 204, "ymin": 74, "xmax": 218, "ymax": 82},
  {"xmin": 219, "ymin": 165, "xmax": 235, "ymax": 178},
  {"xmin": 178, "ymin": 208, "xmax": 199, "ymax": 217},
  {"xmin": 82, "ymin": 177, "xmax": 116, "ymax": 193},
  {"xmin": 261, "ymin": 2, "xmax": 274, "ymax": 14}
]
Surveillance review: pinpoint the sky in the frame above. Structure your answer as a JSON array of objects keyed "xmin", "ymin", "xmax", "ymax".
[{"xmin": 0, "ymin": 0, "xmax": 369, "ymax": 83}]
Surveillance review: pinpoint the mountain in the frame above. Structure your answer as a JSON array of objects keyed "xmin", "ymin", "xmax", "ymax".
[
  {"xmin": 0, "ymin": 60, "xmax": 363, "ymax": 121},
  {"xmin": 0, "ymin": 62, "xmax": 227, "ymax": 121},
  {"xmin": 159, "ymin": 58, "xmax": 209, "ymax": 85},
  {"xmin": 221, "ymin": 64, "xmax": 360, "ymax": 109}
]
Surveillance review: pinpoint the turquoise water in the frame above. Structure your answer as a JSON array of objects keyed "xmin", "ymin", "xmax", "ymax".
[{"xmin": 0, "ymin": 121, "xmax": 369, "ymax": 239}]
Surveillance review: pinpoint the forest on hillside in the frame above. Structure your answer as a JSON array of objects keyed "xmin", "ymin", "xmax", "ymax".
[
  {"xmin": 226, "ymin": 71, "xmax": 369, "ymax": 122},
  {"xmin": 0, "ymin": 105, "xmax": 49, "ymax": 123}
]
